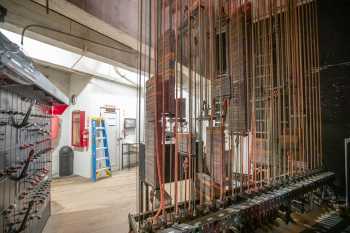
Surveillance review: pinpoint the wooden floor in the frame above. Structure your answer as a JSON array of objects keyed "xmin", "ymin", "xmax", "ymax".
[
  {"xmin": 43, "ymin": 168, "xmax": 137, "ymax": 233},
  {"xmin": 42, "ymin": 168, "xmax": 344, "ymax": 233}
]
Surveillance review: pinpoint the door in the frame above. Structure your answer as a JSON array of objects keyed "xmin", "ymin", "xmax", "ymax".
[{"xmin": 101, "ymin": 109, "xmax": 121, "ymax": 170}]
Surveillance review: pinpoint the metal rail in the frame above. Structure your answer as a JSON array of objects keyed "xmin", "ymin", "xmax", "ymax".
[
  {"xmin": 345, "ymin": 138, "xmax": 350, "ymax": 209},
  {"xmin": 129, "ymin": 171, "xmax": 335, "ymax": 232}
]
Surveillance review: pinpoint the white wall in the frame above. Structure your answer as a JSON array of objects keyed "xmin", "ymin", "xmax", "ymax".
[
  {"xmin": 37, "ymin": 64, "xmax": 71, "ymax": 97},
  {"xmin": 69, "ymin": 75, "xmax": 139, "ymax": 178},
  {"xmin": 45, "ymin": 70, "xmax": 141, "ymax": 178},
  {"xmin": 37, "ymin": 64, "xmax": 71, "ymax": 178}
]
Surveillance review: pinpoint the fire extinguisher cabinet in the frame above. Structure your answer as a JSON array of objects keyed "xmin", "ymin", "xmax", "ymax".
[{"xmin": 72, "ymin": 110, "xmax": 89, "ymax": 148}]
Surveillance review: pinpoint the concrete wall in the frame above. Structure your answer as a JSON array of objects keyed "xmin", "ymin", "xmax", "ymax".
[
  {"xmin": 36, "ymin": 64, "xmax": 71, "ymax": 178},
  {"xmin": 67, "ymin": 0, "xmax": 139, "ymax": 40},
  {"xmin": 67, "ymin": 75, "xmax": 139, "ymax": 178},
  {"xmin": 40, "ymin": 65, "xmax": 141, "ymax": 178},
  {"xmin": 36, "ymin": 64, "xmax": 71, "ymax": 97}
]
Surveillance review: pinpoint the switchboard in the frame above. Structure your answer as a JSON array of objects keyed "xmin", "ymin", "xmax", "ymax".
[{"xmin": 0, "ymin": 31, "xmax": 68, "ymax": 233}]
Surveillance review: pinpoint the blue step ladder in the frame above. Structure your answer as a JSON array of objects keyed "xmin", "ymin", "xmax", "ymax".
[{"xmin": 91, "ymin": 117, "xmax": 112, "ymax": 182}]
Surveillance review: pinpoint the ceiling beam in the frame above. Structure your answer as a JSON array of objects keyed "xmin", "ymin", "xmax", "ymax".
[{"xmin": 0, "ymin": 0, "xmax": 141, "ymax": 70}]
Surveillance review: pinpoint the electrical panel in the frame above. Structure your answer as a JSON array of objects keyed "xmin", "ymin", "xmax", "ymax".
[{"xmin": 0, "ymin": 31, "xmax": 68, "ymax": 233}]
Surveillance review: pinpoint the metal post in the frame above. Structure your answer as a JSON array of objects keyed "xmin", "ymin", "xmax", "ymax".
[
  {"xmin": 122, "ymin": 143, "xmax": 124, "ymax": 169},
  {"xmin": 346, "ymin": 139, "xmax": 349, "ymax": 207}
]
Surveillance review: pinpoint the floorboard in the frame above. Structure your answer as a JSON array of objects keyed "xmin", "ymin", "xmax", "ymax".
[{"xmin": 43, "ymin": 168, "xmax": 137, "ymax": 233}]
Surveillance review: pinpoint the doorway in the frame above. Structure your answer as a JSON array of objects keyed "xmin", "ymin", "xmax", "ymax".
[{"xmin": 100, "ymin": 106, "xmax": 122, "ymax": 170}]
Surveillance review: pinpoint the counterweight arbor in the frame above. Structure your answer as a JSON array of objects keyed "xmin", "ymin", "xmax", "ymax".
[{"xmin": 132, "ymin": 0, "xmax": 329, "ymax": 232}]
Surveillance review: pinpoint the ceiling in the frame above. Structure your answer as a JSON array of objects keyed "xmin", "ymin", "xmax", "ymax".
[{"xmin": 0, "ymin": 0, "xmax": 146, "ymax": 71}]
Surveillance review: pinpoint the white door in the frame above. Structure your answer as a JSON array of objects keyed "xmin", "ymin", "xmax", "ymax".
[{"xmin": 101, "ymin": 110, "xmax": 121, "ymax": 170}]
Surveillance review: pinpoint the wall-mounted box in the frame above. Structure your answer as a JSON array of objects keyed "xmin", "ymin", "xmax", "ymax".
[
  {"xmin": 124, "ymin": 118, "xmax": 136, "ymax": 129},
  {"xmin": 72, "ymin": 111, "xmax": 88, "ymax": 148}
]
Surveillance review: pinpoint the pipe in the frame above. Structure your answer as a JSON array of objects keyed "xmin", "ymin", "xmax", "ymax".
[
  {"xmin": 152, "ymin": 0, "xmax": 165, "ymax": 221},
  {"xmin": 114, "ymin": 67, "xmax": 138, "ymax": 86},
  {"xmin": 20, "ymin": 24, "xmax": 136, "ymax": 54},
  {"xmin": 174, "ymin": 0, "xmax": 179, "ymax": 216},
  {"xmin": 46, "ymin": 0, "xmax": 49, "ymax": 14},
  {"xmin": 345, "ymin": 138, "xmax": 350, "ymax": 209}
]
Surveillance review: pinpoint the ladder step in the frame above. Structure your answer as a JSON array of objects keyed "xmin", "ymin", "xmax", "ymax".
[
  {"xmin": 96, "ymin": 167, "xmax": 111, "ymax": 172},
  {"xmin": 96, "ymin": 157, "xmax": 109, "ymax": 161},
  {"xmin": 97, "ymin": 137, "xmax": 106, "ymax": 140},
  {"xmin": 96, "ymin": 147, "xmax": 107, "ymax": 150},
  {"xmin": 96, "ymin": 127, "xmax": 105, "ymax": 130}
]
